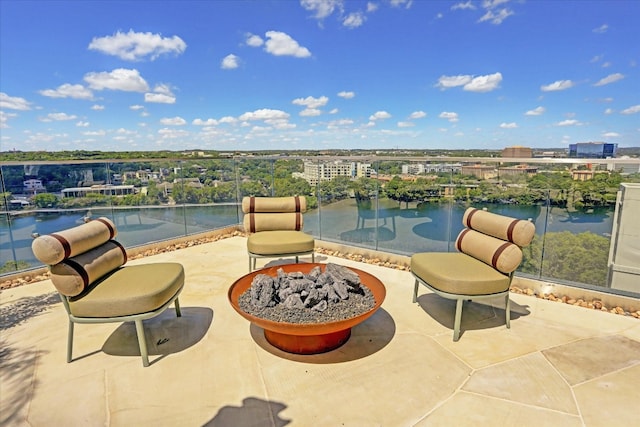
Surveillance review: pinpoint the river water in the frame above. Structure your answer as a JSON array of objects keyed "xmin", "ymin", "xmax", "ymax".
[{"xmin": 1, "ymin": 199, "xmax": 614, "ymax": 273}]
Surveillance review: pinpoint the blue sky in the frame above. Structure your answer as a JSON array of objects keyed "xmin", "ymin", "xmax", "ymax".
[{"xmin": 1, "ymin": 0, "xmax": 639, "ymax": 152}]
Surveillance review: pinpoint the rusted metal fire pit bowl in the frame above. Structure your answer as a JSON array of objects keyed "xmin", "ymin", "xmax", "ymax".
[{"xmin": 228, "ymin": 263, "xmax": 386, "ymax": 354}]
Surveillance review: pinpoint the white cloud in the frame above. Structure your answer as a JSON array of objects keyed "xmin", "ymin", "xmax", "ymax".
[
  {"xmin": 84, "ymin": 68, "xmax": 149, "ymax": 92},
  {"xmin": 436, "ymin": 74, "xmax": 472, "ymax": 89},
  {"xmin": 145, "ymin": 93, "xmax": 176, "ymax": 104},
  {"xmin": 367, "ymin": 2, "xmax": 378, "ymax": 13},
  {"xmin": 593, "ymin": 24, "xmax": 608, "ymax": 34},
  {"xmin": 0, "ymin": 111, "xmax": 17, "ymax": 128},
  {"xmin": 193, "ymin": 118, "xmax": 218, "ymax": 126},
  {"xmin": 343, "ymin": 12, "xmax": 365, "ymax": 28},
  {"xmin": 369, "ymin": 111, "xmax": 391, "ymax": 121},
  {"xmin": 0, "ymin": 92, "xmax": 32, "ymax": 110},
  {"xmin": 39, "ymin": 84, "xmax": 93, "ymax": 100},
  {"xmin": 130, "ymin": 105, "xmax": 145, "ymax": 110},
  {"xmin": 500, "ymin": 122, "xmax": 517, "ymax": 129},
  {"xmin": 292, "ymin": 95, "xmax": 329, "ymax": 109},
  {"xmin": 219, "ymin": 116, "xmax": 237, "ymax": 124},
  {"xmin": 337, "ymin": 91, "xmax": 355, "ymax": 99},
  {"xmin": 541, "ymin": 80, "xmax": 574, "ymax": 92},
  {"xmin": 604, "ymin": 108, "xmax": 614, "ymax": 115},
  {"xmin": 246, "ymin": 33, "xmax": 264, "ymax": 47},
  {"xmin": 621, "ymin": 105, "xmax": 640, "ymax": 115},
  {"xmin": 239, "ymin": 109, "xmax": 290, "ymax": 121},
  {"xmin": 593, "ymin": 73, "xmax": 624, "ymax": 86},
  {"xmin": 478, "ymin": 8, "xmax": 513, "ymax": 24},
  {"xmin": 436, "ymin": 73, "xmax": 501, "ymax": 92},
  {"xmin": 525, "ymin": 106, "xmax": 545, "ymax": 116},
  {"xmin": 91, "ymin": 104, "xmax": 105, "ymax": 110},
  {"xmin": 221, "ymin": 54, "xmax": 239, "ymax": 70},
  {"xmin": 160, "ymin": 116, "xmax": 186, "ymax": 126},
  {"xmin": 300, "ymin": 108, "xmax": 322, "ymax": 117},
  {"xmin": 390, "ymin": 0, "xmax": 412, "ymax": 8},
  {"xmin": 88, "ymin": 30, "xmax": 186, "ymax": 61},
  {"xmin": 264, "ymin": 31, "xmax": 311, "ymax": 58},
  {"xmin": 45, "ymin": 112, "xmax": 77, "ymax": 121},
  {"xmin": 76, "ymin": 121, "xmax": 90, "ymax": 127},
  {"xmin": 83, "ymin": 130, "xmax": 106, "ymax": 136},
  {"xmin": 409, "ymin": 111, "xmax": 427, "ymax": 119},
  {"xmin": 464, "ymin": 72, "xmax": 502, "ymax": 92},
  {"xmin": 556, "ymin": 119, "xmax": 582, "ymax": 126},
  {"xmin": 158, "ymin": 128, "xmax": 190, "ymax": 139},
  {"xmin": 602, "ymin": 132, "xmax": 620, "ymax": 137},
  {"xmin": 439, "ymin": 111, "xmax": 459, "ymax": 122},
  {"xmin": 329, "ymin": 108, "xmax": 339, "ymax": 114},
  {"xmin": 452, "ymin": 1, "xmax": 476, "ymax": 10},
  {"xmin": 397, "ymin": 121, "xmax": 415, "ymax": 128},
  {"xmin": 300, "ymin": 0, "xmax": 343, "ymax": 20}
]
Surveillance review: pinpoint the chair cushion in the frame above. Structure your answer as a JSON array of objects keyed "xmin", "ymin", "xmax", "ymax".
[
  {"xmin": 455, "ymin": 229, "xmax": 523, "ymax": 274},
  {"xmin": 242, "ymin": 196, "xmax": 306, "ymax": 213},
  {"xmin": 247, "ymin": 230, "xmax": 314, "ymax": 255},
  {"xmin": 50, "ymin": 240, "xmax": 127, "ymax": 297},
  {"xmin": 243, "ymin": 212, "xmax": 304, "ymax": 232},
  {"xmin": 68, "ymin": 263, "xmax": 184, "ymax": 318},
  {"xmin": 411, "ymin": 252, "xmax": 511, "ymax": 296},
  {"xmin": 462, "ymin": 207, "xmax": 535, "ymax": 247},
  {"xmin": 32, "ymin": 217, "xmax": 117, "ymax": 265}
]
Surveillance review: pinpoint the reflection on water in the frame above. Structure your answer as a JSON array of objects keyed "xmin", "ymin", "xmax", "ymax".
[{"xmin": 2, "ymin": 200, "xmax": 613, "ymax": 277}]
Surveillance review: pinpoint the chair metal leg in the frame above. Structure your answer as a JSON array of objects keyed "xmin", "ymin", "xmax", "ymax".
[
  {"xmin": 505, "ymin": 294, "xmax": 511, "ymax": 329},
  {"xmin": 135, "ymin": 320, "xmax": 150, "ymax": 367},
  {"xmin": 67, "ymin": 320, "xmax": 74, "ymax": 363},
  {"xmin": 174, "ymin": 298, "xmax": 182, "ymax": 317},
  {"xmin": 412, "ymin": 279, "xmax": 419, "ymax": 303},
  {"xmin": 453, "ymin": 299, "xmax": 464, "ymax": 341},
  {"xmin": 312, "ymin": 253, "xmax": 315, "ymax": 263},
  {"xmin": 295, "ymin": 255, "xmax": 299, "ymax": 263}
]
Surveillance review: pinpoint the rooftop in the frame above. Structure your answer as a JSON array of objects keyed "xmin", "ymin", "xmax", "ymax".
[{"xmin": 1, "ymin": 236, "xmax": 639, "ymax": 426}]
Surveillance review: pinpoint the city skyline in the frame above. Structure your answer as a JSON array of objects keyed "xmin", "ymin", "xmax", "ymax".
[{"xmin": 1, "ymin": 0, "xmax": 639, "ymax": 153}]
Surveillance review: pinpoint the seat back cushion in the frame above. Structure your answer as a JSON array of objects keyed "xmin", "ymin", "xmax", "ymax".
[
  {"xmin": 242, "ymin": 196, "xmax": 306, "ymax": 213},
  {"xmin": 49, "ymin": 240, "xmax": 127, "ymax": 297},
  {"xmin": 455, "ymin": 229, "xmax": 523, "ymax": 274},
  {"xmin": 243, "ymin": 212, "xmax": 304, "ymax": 232},
  {"xmin": 462, "ymin": 207, "xmax": 535, "ymax": 247},
  {"xmin": 31, "ymin": 217, "xmax": 117, "ymax": 265}
]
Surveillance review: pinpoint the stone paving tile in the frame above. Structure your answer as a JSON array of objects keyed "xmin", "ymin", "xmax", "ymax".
[
  {"xmin": 463, "ymin": 352, "xmax": 578, "ymax": 414},
  {"xmin": 573, "ymin": 363, "xmax": 640, "ymax": 426},
  {"xmin": 417, "ymin": 391, "xmax": 583, "ymax": 427},
  {"xmin": 542, "ymin": 334, "xmax": 640, "ymax": 385}
]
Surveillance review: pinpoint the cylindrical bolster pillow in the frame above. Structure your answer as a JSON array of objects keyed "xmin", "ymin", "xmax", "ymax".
[
  {"xmin": 462, "ymin": 208, "xmax": 535, "ymax": 247},
  {"xmin": 455, "ymin": 229, "xmax": 523, "ymax": 274},
  {"xmin": 32, "ymin": 217, "xmax": 117, "ymax": 265},
  {"xmin": 242, "ymin": 196, "xmax": 306, "ymax": 214},
  {"xmin": 49, "ymin": 240, "xmax": 127, "ymax": 297},
  {"xmin": 243, "ymin": 212, "xmax": 304, "ymax": 232}
]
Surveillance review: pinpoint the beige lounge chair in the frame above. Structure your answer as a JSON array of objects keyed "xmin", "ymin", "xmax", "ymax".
[
  {"xmin": 31, "ymin": 217, "xmax": 184, "ymax": 367},
  {"xmin": 242, "ymin": 196, "xmax": 315, "ymax": 271},
  {"xmin": 411, "ymin": 207, "xmax": 535, "ymax": 341}
]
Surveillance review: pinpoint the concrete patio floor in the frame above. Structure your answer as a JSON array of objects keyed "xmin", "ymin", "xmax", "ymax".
[{"xmin": 1, "ymin": 236, "xmax": 639, "ymax": 426}]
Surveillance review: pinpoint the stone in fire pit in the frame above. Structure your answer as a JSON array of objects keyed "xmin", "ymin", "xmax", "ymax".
[{"xmin": 238, "ymin": 263, "xmax": 376, "ymax": 324}]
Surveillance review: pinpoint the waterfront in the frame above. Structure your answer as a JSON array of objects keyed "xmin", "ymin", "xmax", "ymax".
[{"xmin": 1, "ymin": 199, "xmax": 614, "ymax": 280}]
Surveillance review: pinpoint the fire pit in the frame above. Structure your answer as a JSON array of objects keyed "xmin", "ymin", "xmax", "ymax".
[{"xmin": 228, "ymin": 263, "xmax": 386, "ymax": 354}]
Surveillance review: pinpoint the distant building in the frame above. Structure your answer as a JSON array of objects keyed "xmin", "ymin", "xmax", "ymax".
[
  {"xmin": 502, "ymin": 146, "xmax": 533, "ymax": 158},
  {"xmin": 297, "ymin": 161, "xmax": 372, "ymax": 186},
  {"xmin": 23, "ymin": 179, "xmax": 46, "ymax": 194},
  {"xmin": 498, "ymin": 165, "xmax": 538, "ymax": 177},
  {"xmin": 569, "ymin": 142, "xmax": 617, "ymax": 158},
  {"xmin": 461, "ymin": 165, "xmax": 497, "ymax": 180},
  {"xmin": 401, "ymin": 163, "xmax": 462, "ymax": 174},
  {"xmin": 61, "ymin": 185, "xmax": 135, "ymax": 198}
]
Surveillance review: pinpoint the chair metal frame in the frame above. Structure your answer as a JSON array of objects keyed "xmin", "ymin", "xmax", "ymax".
[
  {"xmin": 412, "ymin": 271, "xmax": 513, "ymax": 341},
  {"xmin": 60, "ymin": 285, "xmax": 183, "ymax": 367},
  {"xmin": 248, "ymin": 250, "xmax": 315, "ymax": 271}
]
